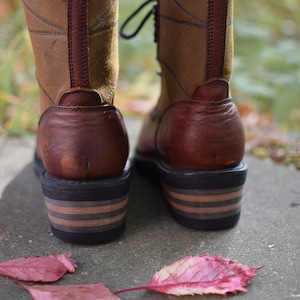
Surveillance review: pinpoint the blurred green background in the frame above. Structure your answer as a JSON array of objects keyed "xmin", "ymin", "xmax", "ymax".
[{"xmin": 0, "ymin": 0, "xmax": 300, "ymax": 136}]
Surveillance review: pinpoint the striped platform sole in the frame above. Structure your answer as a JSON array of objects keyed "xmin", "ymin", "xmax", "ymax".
[
  {"xmin": 135, "ymin": 153, "xmax": 247, "ymax": 230},
  {"xmin": 40, "ymin": 164, "xmax": 131, "ymax": 244},
  {"xmin": 160, "ymin": 161, "xmax": 247, "ymax": 229},
  {"xmin": 163, "ymin": 184, "xmax": 244, "ymax": 229}
]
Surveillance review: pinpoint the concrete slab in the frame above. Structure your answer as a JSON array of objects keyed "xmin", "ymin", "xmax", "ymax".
[
  {"xmin": 0, "ymin": 116, "xmax": 300, "ymax": 300},
  {"xmin": 0, "ymin": 136, "xmax": 35, "ymax": 196}
]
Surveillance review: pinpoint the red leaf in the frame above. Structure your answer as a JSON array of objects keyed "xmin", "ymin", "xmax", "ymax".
[
  {"xmin": 0, "ymin": 254, "xmax": 77, "ymax": 282},
  {"xmin": 17, "ymin": 282, "xmax": 120, "ymax": 300},
  {"xmin": 115, "ymin": 254, "xmax": 263, "ymax": 296},
  {"xmin": 54, "ymin": 254, "xmax": 77, "ymax": 273},
  {"xmin": 147, "ymin": 254, "xmax": 263, "ymax": 296}
]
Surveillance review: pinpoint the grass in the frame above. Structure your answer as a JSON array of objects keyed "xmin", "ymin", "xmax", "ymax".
[
  {"xmin": 0, "ymin": 1, "xmax": 300, "ymax": 136},
  {"xmin": 233, "ymin": 0, "xmax": 300, "ymax": 132},
  {"xmin": 0, "ymin": 4, "xmax": 38, "ymax": 136}
]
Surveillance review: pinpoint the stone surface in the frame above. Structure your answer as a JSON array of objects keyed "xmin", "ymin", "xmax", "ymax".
[{"xmin": 0, "ymin": 117, "xmax": 299, "ymax": 299}]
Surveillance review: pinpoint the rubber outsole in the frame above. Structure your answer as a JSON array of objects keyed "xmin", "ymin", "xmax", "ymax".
[
  {"xmin": 35, "ymin": 155, "xmax": 131, "ymax": 244},
  {"xmin": 135, "ymin": 152, "xmax": 247, "ymax": 230}
]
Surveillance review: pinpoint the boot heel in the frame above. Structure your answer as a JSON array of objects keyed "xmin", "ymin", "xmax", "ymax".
[
  {"xmin": 40, "ymin": 164, "xmax": 131, "ymax": 244},
  {"xmin": 159, "ymin": 161, "xmax": 247, "ymax": 230}
]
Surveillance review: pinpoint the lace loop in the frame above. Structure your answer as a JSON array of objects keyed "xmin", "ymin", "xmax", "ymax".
[{"xmin": 120, "ymin": 0, "xmax": 157, "ymax": 40}]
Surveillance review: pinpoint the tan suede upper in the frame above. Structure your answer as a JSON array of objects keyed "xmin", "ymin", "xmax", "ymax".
[
  {"xmin": 22, "ymin": 0, "xmax": 119, "ymax": 113},
  {"xmin": 157, "ymin": 0, "xmax": 233, "ymax": 112}
]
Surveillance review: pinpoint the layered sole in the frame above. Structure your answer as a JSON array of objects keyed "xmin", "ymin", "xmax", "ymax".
[
  {"xmin": 35, "ymin": 155, "xmax": 131, "ymax": 243},
  {"xmin": 135, "ymin": 153, "xmax": 247, "ymax": 230}
]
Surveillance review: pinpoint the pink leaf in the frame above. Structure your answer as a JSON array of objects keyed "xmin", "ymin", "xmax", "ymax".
[
  {"xmin": 115, "ymin": 254, "xmax": 263, "ymax": 296},
  {"xmin": 147, "ymin": 254, "xmax": 263, "ymax": 296},
  {"xmin": 54, "ymin": 254, "xmax": 77, "ymax": 273},
  {"xmin": 0, "ymin": 254, "xmax": 77, "ymax": 282},
  {"xmin": 17, "ymin": 282, "xmax": 120, "ymax": 300}
]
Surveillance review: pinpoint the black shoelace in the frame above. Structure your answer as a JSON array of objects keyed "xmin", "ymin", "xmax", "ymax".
[{"xmin": 120, "ymin": 0, "xmax": 158, "ymax": 41}]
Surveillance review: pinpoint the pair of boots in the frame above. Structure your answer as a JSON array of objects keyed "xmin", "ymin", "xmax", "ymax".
[{"xmin": 22, "ymin": 0, "xmax": 247, "ymax": 244}]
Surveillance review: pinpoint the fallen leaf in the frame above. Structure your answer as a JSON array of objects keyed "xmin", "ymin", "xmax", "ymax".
[
  {"xmin": 115, "ymin": 254, "xmax": 263, "ymax": 296},
  {"xmin": 54, "ymin": 254, "xmax": 77, "ymax": 273},
  {"xmin": 0, "ymin": 254, "xmax": 77, "ymax": 282},
  {"xmin": 17, "ymin": 282, "xmax": 120, "ymax": 300},
  {"xmin": 147, "ymin": 254, "xmax": 263, "ymax": 296}
]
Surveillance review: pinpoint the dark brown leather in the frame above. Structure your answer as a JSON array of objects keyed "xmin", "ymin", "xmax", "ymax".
[
  {"xmin": 206, "ymin": 0, "xmax": 229, "ymax": 80},
  {"xmin": 156, "ymin": 98, "xmax": 245, "ymax": 170},
  {"xmin": 137, "ymin": 0, "xmax": 245, "ymax": 171},
  {"xmin": 38, "ymin": 104, "xmax": 128, "ymax": 180},
  {"xmin": 59, "ymin": 89, "xmax": 103, "ymax": 106},
  {"xmin": 193, "ymin": 79, "xmax": 229, "ymax": 102},
  {"xmin": 68, "ymin": 0, "xmax": 90, "ymax": 88},
  {"xmin": 137, "ymin": 80, "xmax": 245, "ymax": 170}
]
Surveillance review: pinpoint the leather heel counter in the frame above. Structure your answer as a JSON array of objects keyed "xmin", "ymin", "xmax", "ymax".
[
  {"xmin": 157, "ymin": 100, "xmax": 245, "ymax": 170},
  {"xmin": 38, "ymin": 105, "xmax": 129, "ymax": 180}
]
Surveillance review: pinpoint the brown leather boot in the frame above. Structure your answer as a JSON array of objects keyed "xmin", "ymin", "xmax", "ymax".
[
  {"xmin": 131, "ymin": 0, "xmax": 247, "ymax": 229},
  {"xmin": 22, "ymin": 0, "xmax": 130, "ymax": 243}
]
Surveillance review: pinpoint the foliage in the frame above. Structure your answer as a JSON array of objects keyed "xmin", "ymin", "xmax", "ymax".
[
  {"xmin": 0, "ymin": 4, "xmax": 38, "ymax": 136},
  {"xmin": 0, "ymin": 254, "xmax": 76, "ymax": 282},
  {"xmin": 233, "ymin": 0, "xmax": 300, "ymax": 132},
  {"xmin": 0, "ymin": 1, "xmax": 299, "ymax": 135},
  {"xmin": 1, "ymin": 253, "xmax": 262, "ymax": 298}
]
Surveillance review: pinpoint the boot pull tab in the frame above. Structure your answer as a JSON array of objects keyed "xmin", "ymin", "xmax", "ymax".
[
  {"xmin": 193, "ymin": 79, "xmax": 229, "ymax": 102},
  {"xmin": 120, "ymin": 0, "xmax": 157, "ymax": 41},
  {"xmin": 59, "ymin": 89, "xmax": 104, "ymax": 106}
]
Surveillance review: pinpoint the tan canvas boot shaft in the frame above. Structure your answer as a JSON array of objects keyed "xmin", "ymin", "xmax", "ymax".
[
  {"xmin": 23, "ymin": 0, "xmax": 119, "ymax": 111},
  {"xmin": 23, "ymin": 0, "xmax": 128, "ymax": 180},
  {"xmin": 157, "ymin": 0, "xmax": 233, "ymax": 105},
  {"xmin": 137, "ymin": 0, "xmax": 245, "ymax": 170}
]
